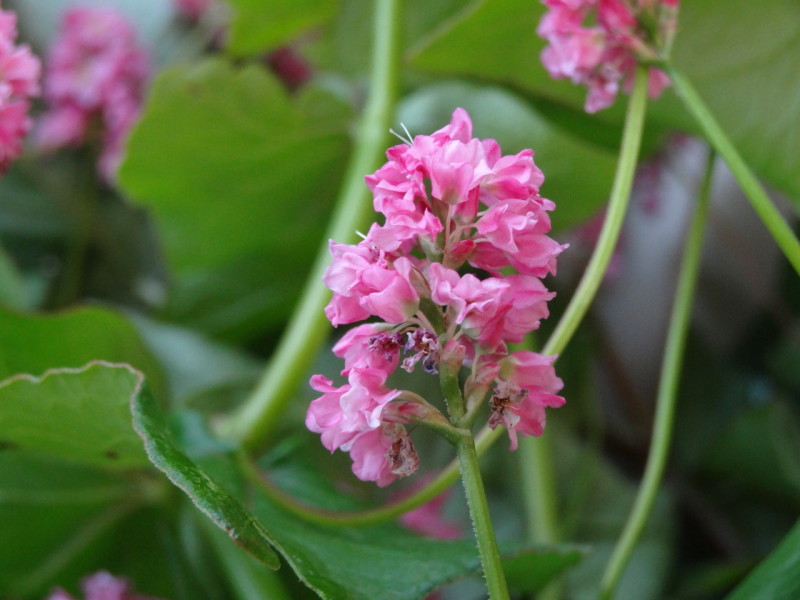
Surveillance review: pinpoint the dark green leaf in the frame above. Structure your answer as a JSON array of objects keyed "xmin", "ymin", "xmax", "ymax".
[
  {"xmin": 727, "ymin": 520, "xmax": 800, "ymax": 600},
  {"xmin": 118, "ymin": 58, "xmax": 351, "ymax": 340},
  {"xmin": 226, "ymin": 0, "xmax": 338, "ymax": 56},
  {"xmin": 0, "ymin": 451, "xmax": 136, "ymax": 597},
  {"xmin": 130, "ymin": 382, "xmax": 280, "ymax": 568},
  {"xmin": 0, "ymin": 362, "xmax": 150, "ymax": 470}
]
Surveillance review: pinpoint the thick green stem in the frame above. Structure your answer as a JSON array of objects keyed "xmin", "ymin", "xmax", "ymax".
[
  {"xmin": 222, "ymin": 0, "xmax": 401, "ymax": 449},
  {"xmin": 599, "ymin": 149, "xmax": 714, "ymax": 600},
  {"xmin": 543, "ymin": 65, "xmax": 649, "ymax": 358},
  {"xmin": 665, "ymin": 63, "xmax": 800, "ymax": 276},
  {"xmin": 456, "ymin": 433, "xmax": 510, "ymax": 600}
]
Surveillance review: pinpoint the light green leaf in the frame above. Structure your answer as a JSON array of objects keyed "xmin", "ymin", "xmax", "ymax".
[
  {"xmin": 226, "ymin": 0, "xmax": 339, "ymax": 56},
  {"xmin": 0, "ymin": 362, "xmax": 150, "ymax": 470},
  {"xmin": 130, "ymin": 383, "xmax": 280, "ymax": 569},
  {"xmin": 119, "ymin": 58, "xmax": 351, "ymax": 340},
  {"xmin": 727, "ymin": 519, "xmax": 800, "ymax": 600}
]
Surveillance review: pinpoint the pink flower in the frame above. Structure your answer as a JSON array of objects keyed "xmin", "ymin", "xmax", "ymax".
[
  {"xmin": 323, "ymin": 242, "xmax": 420, "ymax": 326},
  {"xmin": 398, "ymin": 481, "xmax": 461, "ymax": 540},
  {"xmin": 348, "ymin": 425, "xmax": 419, "ymax": 487},
  {"xmin": 538, "ymin": 0, "xmax": 680, "ymax": 112},
  {"xmin": 0, "ymin": 6, "xmax": 40, "ymax": 173},
  {"xmin": 38, "ymin": 7, "xmax": 149, "ymax": 181},
  {"xmin": 489, "ymin": 351, "xmax": 566, "ymax": 450},
  {"xmin": 310, "ymin": 108, "xmax": 566, "ymax": 485},
  {"xmin": 45, "ymin": 571, "xmax": 163, "ymax": 600}
]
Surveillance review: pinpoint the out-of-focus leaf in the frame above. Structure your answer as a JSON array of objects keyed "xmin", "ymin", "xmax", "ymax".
[
  {"xmin": 503, "ymin": 546, "xmax": 585, "ymax": 594},
  {"xmin": 0, "ymin": 305, "xmax": 166, "ymax": 398},
  {"xmin": 727, "ymin": 519, "xmax": 800, "ymax": 600},
  {"xmin": 699, "ymin": 400, "xmax": 800, "ymax": 502},
  {"xmin": 0, "ymin": 451, "xmax": 137, "ymax": 597},
  {"xmin": 0, "ymin": 362, "xmax": 149, "ymax": 470},
  {"xmin": 129, "ymin": 315, "xmax": 261, "ymax": 409},
  {"xmin": 226, "ymin": 0, "xmax": 338, "ymax": 56},
  {"xmin": 119, "ymin": 58, "xmax": 351, "ymax": 341},
  {"xmin": 130, "ymin": 382, "xmax": 280, "ymax": 569},
  {"xmin": 0, "ymin": 244, "xmax": 25, "ymax": 309},
  {"xmin": 397, "ymin": 81, "xmax": 618, "ymax": 230}
]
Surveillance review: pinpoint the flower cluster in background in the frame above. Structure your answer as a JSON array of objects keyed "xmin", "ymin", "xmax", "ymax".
[
  {"xmin": 46, "ymin": 571, "xmax": 162, "ymax": 600},
  {"xmin": 37, "ymin": 6, "xmax": 149, "ymax": 182},
  {"xmin": 537, "ymin": 0, "xmax": 680, "ymax": 112},
  {"xmin": 307, "ymin": 109, "xmax": 566, "ymax": 487},
  {"xmin": 0, "ymin": 3, "xmax": 40, "ymax": 173}
]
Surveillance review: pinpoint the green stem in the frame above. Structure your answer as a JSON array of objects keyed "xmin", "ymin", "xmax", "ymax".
[
  {"xmin": 599, "ymin": 148, "xmax": 714, "ymax": 600},
  {"xmin": 456, "ymin": 432, "xmax": 511, "ymax": 600},
  {"xmin": 222, "ymin": 0, "xmax": 402, "ymax": 450},
  {"xmin": 665, "ymin": 63, "xmax": 800, "ymax": 276},
  {"xmin": 519, "ymin": 435, "xmax": 561, "ymax": 600},
  {"xmin": 543, "ymin": 65, "xmax": 649, "ymax": 358}
]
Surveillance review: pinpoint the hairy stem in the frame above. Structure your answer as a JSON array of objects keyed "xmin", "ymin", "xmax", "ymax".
[
  {"xmin": 222, "ymin": 0, "xmax": 401, "ymax": 449},
  {"xmin": 665, "ymin": 63, "xmax": 800, "ymax": 276},
  {"xmin": 599, "ymin": 148, "xmax": 714, "ymax": 599},
  {"xmin": 456, "ymin": 432, "xmax": 510, "ymax": 600}
]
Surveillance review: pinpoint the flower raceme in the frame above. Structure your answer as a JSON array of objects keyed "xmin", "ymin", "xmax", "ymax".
[
  {"xmin": 0, "ymin": 4, "xmax": 40, "ymax": 173},
  {"xmin": 307, "ymin": 109, "xmax": 566, "ymax": 486},
  {"xmin": 37, "ymin": 7, "xmax": 149, "ymax": 182},
  {"xmin": 538, "ymin": 0, "xmax": 680, "ymax": 112}
]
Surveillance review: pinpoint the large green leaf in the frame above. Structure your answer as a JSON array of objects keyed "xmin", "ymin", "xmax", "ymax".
[
  {"xmin": 727, "ymin": 520, "xmax": 800, "ymax": 600},
  {"xmin": 397, "ymin": 81, "xmax": 618, "ymax": 231},
  {"xmin": 226, "ymin": 0, "xmax": 339, "ymax": 56},
  {"xmin": 130, "ymin": 382, "xmax": 280, "ymax": 569},
  {"xmin": 0, "ymin": 305, "xmax": 167, "ymax": 398},
  {"xmin": 118, "ymin": 58, "xmax": 351, "ymax": 340},
  {"xmin": 0, "ymin": 363, "xmax": 149, "ymax": 470}
]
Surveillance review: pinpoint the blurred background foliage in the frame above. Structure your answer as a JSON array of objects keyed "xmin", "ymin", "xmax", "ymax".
[{"xmin": 0, "ymin": 0, "xmax": 798, "ymax": 599}]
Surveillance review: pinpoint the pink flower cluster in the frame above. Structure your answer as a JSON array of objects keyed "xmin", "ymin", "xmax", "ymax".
[
  {"xmin": 0, "ymin": 5, "xmax": 40, "ymax": 173},
  {"xmin": 37, "ymin": 7, "xmax": 149, "ymax": 181},
  {"xmin": 538, "ymin": 0, "xmax": 680, "ymax": 112},
  {"xmin": 307, "ymin": 109, "xmax": 566, "ymax": 486},
  {"xmin": 46, "ymin": 571, "xmax": 163, "ymax": 600}
]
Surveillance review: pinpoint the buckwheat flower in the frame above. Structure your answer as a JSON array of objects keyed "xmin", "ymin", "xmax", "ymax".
[
  {"xmin": 38, "ymin": 6, "xmax": 149, "ymax": 181},
  {"xmin": 0, "ymin": 4, "xmax": 40, "ymax": 173},
  {"xmin": 309, "ymin": 108, "xmax": 567, "ymax": 485},
  {"xmin": 538, "ymin": 0, "xmax": 680, "ymax": 112}
]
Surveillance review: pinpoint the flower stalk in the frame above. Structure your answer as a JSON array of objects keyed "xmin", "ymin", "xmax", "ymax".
[
  {"xmin": 599, "ymin": 147, "xmax": 714, "ymax": 599},
  {"xmin": 664, "ymin": 63, "xmax": 800, "ymax": 276}
]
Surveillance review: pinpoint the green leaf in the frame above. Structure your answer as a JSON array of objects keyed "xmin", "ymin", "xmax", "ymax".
[
  {"xmin": 397, "ymin": 81, "xmax": 618, "ymax": 230},
  {"xmin": 226, "ymin": 0, "xmax": 339, "ymax": 56},
  {"xmin": 130, "ymin": 382, "xmax": 280, "ymax": 568},
  {"xmin": 727, "ymin": 520, "xmax": 800, "ymax": 600},
  {"xmin": 0, "ymin": 451, "xmax": 138, "ymax": 597},
  {"xmin": 650, "ymin": 0, "xmax": 800, "ymax": 200},
  {"xmin": 0, "ymin": 305, "xmax": 167, "ymax": 398},
  {"xmin": 118, "ymin": 58, "xmax": 351, "ymax": 340},
  {"xmin": 0, "ymin": 362, "xmax": 150, "ymax": 470}
]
